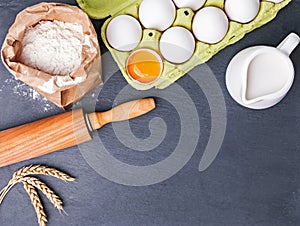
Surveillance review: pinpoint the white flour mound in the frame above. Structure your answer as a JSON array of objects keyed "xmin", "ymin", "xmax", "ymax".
[{"xmin": 20, "ymin": 20, "xmax": 84, "ymax": 76}]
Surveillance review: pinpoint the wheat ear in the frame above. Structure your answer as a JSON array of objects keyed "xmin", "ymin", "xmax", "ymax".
[
  {"xmin": 0, "ymin": 165, "xmax": 75, "ymax": 204},
  {"xmin": 20, "ymin": 177, "xmax": 63, "ymax": 211},
  {"xmin": 23, "ymin": 182, "xmax": 48, "ymax": 226},
  {"xmin": 12, "ymin": 165, "xmax": 76, "ymax": 182}
]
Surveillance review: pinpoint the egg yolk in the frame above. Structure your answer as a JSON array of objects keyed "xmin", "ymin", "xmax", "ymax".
[{"xmin": 126, "ymin": 50, "xmax": 162, "ymax": 84}]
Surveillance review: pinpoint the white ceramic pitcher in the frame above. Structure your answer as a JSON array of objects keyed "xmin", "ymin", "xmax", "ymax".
[{"xmin": 226, "ymin": 33, "xmax": 300, "ymax": 109}]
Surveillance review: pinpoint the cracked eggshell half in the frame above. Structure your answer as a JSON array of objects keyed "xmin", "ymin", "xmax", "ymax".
[
  {"xmin": 266, "ymin": 0, "xmax": 284, "ymax": 2},
  {"xmin": 192, "ymin": 6, "xmax": 229, "ymax": 44},
  {"xmin": 139, "ymin": 0, "xmax": 176, "ymax": 31},
  {"xmin": 106, "ymin": 15, "xmax": 142, "ymax": 52},
  {"xmin": 159, "ymin": 26, "xmax": 195, "ymax": 64},
  {"xmin": 173, "ymin": 0, "xmax": 206, "ymax": 11},
  {"xmin": 225, "ymin": 0, "xmax": 260, "ymax": 24}
]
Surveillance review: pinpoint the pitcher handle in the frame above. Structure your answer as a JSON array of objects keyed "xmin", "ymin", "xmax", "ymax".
[{"xmin": 277, "ymin": 33, "xmax": 300, "ymax": 56}]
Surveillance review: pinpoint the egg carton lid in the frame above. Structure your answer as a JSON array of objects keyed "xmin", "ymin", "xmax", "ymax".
[{"xmin": 76, "ymin": 0, "xmax": 139, "ymax": 19}]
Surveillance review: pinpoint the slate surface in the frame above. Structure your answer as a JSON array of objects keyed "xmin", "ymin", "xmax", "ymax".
[{"xmin": 0, "ymin": 0, "xmax": 300, "ymax": 226}]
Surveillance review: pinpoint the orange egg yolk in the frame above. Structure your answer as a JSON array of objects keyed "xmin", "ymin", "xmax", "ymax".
[{"xmin": 126, "ymin": 50, "xmax": 162, "ymax": 84}]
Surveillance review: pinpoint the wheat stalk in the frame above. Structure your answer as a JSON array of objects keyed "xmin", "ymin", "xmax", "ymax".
[
  {"xmin": 0, "ymin": 185, "xmax": 12, "ymax": 203},
  {"xmin": 19, "ymin": 177, "xmax": 63, "ymax": 211},
  {"xmin": 0, "ymin": 165, "xmax": 75, "ymax": 204},
  {"xmin": 23, "ymin": 182, "xmax": 48, "ymax": 226},
  {"xmin": 0, "ymin": 165, "xmax": 75, "ymax": 226},
  {"xmin": 12, "ymin": 165, "xmax": 76, "ymax": 182}
]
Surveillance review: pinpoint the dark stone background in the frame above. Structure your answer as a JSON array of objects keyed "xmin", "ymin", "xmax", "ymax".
[{"xmin": 0, "ymin": 0, "xmax": 299, "ymax": 225}]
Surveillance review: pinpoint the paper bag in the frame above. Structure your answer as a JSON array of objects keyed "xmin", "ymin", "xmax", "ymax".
[{"xmin": 1, "ymin": 2, "xmax": 102, "ymax": 108}]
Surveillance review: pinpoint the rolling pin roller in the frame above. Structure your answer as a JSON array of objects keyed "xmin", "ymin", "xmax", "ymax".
[{"xmin": 0, "ymin": 98, "xmax": 155, "ymax": 167}]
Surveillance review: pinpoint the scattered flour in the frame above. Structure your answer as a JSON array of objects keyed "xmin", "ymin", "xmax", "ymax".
[
  {"xmin": 0, "ymin": 78, "xmax": 57, "ymax": 112},
  {"xmin": 19, "ymin": 20, "xmax": 84, "ymax": 76}
]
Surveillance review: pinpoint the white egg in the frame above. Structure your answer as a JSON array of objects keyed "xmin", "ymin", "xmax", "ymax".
[
  {"xmin": 106, "ymin": 15, "xmax": 142, "ymax": 52},
  {"xmin": 265, "ymin": 0, "xmax": 284, "ymax": 3},
  {"xmin": 173, "ymin": 0, "xmax": 206, "ymax": 11},
  {"xmin": 225, "ymin": 0, "xmax": 260, "ymax": 24},
  {"xmin": 192, "ymin": 7, "xmax": 229, "ymax": 44},
  {"xmin": 139, "ymin": 0, "xmax": 176, "ymax": 31},
  {"xmin": 159, "ymin": 26, "xmax": 195, "ymax": 64}
]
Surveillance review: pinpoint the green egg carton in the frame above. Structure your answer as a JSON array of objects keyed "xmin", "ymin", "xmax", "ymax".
[{"xmin": 77, "ymin": 0, "xmax": 292, "ymax": 90}]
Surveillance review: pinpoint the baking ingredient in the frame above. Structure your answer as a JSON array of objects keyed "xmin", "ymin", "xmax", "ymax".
[
  {"xmin": 106, "ymin": 15, "xmax": 142, "ymax": 51},
  {"xmin": 266, "ymin": 0, "xmax": 284, "ymax": 3},
  {"xmin": 0, "ymin": 165, "xmax": 75, "ymax": 226},
  {"xmin": 20, "ymin": 20, "xmax": 84, "ymax": 76},
  {"xmin": 159, "ymin": 26, "xmax": 195, "ymax": 64},
  {"xmin": 4, "ymin": 165, "xmax": 76, "ymax": 183},
  {"xmin": 0, "ymin": 78, "xmax": 56, "ymax": 112},
  {"xmin": 126, "ymin": 49, "xmax": 162, "ymax": 84},
  {"xmin": 21, "ymin": 177, "xmax": 63, "ymax": 210},
  {"xmin": 0, "ymin": 165, "xmax": 75, "ymax": 205},
  {"xmin": 2, "ymin": 2, "xmax": 102, "ymax": 108},
  {"xmin": 100, "ymin": 0, "xmax": 291, "ymax": 90},
  {"xmin": 23, "ymin": 183, "xmax": 47, "ymax": 226},
  {"xmin": 173, "ymin": 0, "xmax": 206, "ymax": 11},
  {"xmin": 139, "ymin": 0, "xmax": 176, "ymax": 31},
  {"xmin": 192, "ymin": 6, "xmax": 229, "ymax": 44},
  {"xmin": 246, "ymin": 53, "xmax": 288, "ymax": 100},
  {"xmin": 225, "ymin": 0, "xmax": 260, "ymax": 23}
]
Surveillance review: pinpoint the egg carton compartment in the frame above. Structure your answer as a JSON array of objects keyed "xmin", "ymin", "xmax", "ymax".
[{"xmin": 100, "ymin": 0, "xmax": 292, "ymax": 90}]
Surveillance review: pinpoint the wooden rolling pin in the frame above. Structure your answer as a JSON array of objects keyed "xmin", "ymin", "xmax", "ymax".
[{"xmin": 0, "ymin": 98, "xmax": 155, "ymax": 167}]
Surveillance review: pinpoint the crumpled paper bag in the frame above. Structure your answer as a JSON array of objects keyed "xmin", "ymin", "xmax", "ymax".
[{"xmin": 1, "ymin": 2, "xmax": 102, "ymax": 108}]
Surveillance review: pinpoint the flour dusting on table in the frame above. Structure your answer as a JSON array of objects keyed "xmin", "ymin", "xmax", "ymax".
[{"xmin": 0, "ymin": 78, "xmax": 57, "ymax": 112}]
